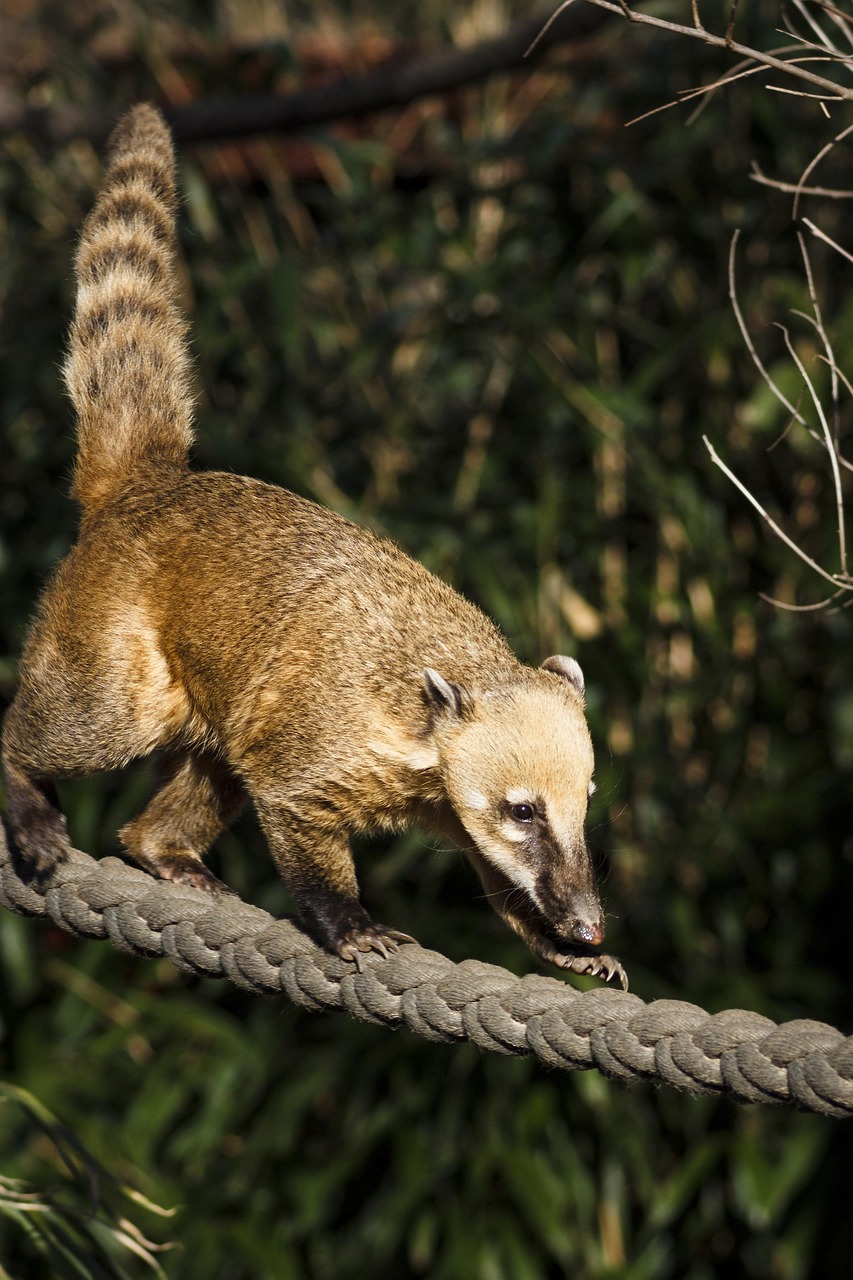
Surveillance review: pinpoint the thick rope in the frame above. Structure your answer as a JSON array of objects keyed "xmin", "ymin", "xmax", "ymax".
[{"xmin": 1, "ymin": 823, "xmax": 851, "ymax": 1116}]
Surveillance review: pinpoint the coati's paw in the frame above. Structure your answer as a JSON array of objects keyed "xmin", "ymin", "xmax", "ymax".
[
  {"xmin": 128, "ymin": 850, "xmax": 235, "ymax": 897},
  {"xmin": 335, "ymin": 924, "xmax": 415, "ymax": 971},
  {"xmin": 551, "ymin": 948, "xmax": 629, "ymax": 991},
  {"xmin": 4, "ymin": 787, "xmax": 70, "ymax": 883},
  {"xmin": 12, "ymin": 837, "xmax": 69, "ymax": 883}
]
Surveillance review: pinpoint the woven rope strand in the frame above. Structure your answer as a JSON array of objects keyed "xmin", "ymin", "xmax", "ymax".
[{"xmin": 1, "ymin": 823, "xmax": 851, "ymax": 1116}]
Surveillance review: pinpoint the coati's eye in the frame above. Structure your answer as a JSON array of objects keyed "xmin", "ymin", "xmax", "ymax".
[{"xmin": 509, "ymin": 802, "xmax": 536, "ymax": 824}]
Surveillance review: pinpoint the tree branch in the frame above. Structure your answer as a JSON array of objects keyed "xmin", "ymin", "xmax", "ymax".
[
  {"xmin": 0, "ymin": 6, "xmax": 609, "ymax": 148},
  {"xmin": 532, "ymin": 0, "xmax": 853, "ymax": 101}
]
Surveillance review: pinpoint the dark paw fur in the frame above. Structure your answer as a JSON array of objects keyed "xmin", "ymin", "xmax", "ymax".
[{"xmin": 6, "ymin": 817, "xmax": 70, "ymax": 884}]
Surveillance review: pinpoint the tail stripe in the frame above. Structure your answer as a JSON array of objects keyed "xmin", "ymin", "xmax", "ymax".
[{"xmin": 64, "ymin": 104, "xmax": 194, "ymax": 513}]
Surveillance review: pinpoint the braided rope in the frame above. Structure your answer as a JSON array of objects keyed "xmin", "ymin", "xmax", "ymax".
[{"xmin": 1, "ymin": 823, "xmax": 851, "ymax": 1116}]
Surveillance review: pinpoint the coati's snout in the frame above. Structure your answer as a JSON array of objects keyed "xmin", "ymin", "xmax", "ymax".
[
  {"xmin": 472, "ymin": 831, "xmax": 606, "ymax": 959},
  {"xmin": 422, "ymin": 661, "xmax": 624, "ymax": 987},
  {"xmin": 533, "ymin": 862, "xmax": 605, "ymax": 947}
]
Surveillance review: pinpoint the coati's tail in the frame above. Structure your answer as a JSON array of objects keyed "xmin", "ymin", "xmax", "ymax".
[{"xmin": 64, "ymin": 104, "xmax": 194, "ymax": 512}]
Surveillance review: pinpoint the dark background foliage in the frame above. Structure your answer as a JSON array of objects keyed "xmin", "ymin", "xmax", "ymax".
[{"xmin": 1, "ymin": 1, "xmax": 852, "ymax": 1276}]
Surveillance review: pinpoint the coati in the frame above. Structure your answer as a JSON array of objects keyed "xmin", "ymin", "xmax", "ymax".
[{"xmin": 1, "ymin": 104, "xmax": 626, "ymax": 989}]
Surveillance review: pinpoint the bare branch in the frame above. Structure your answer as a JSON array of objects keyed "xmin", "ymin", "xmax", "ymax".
[
  {"xmin": 703, "ymin": 436, "xmax": 846, "ymax": 587},
  {"xmin": 802, "ymin": 217, "xmax": 853, "ymax": 265},
  {"xmin": 532, "ymin": 0, "xmax": 853, "ymax": 101},
  {"xmin": 773, "ymin": 322, "xmax": 847, "ymax": 575},
  {"xmin": 749, "ymin": 163, "xmax": 853, "ymax": 199},
  {"xmin": 793, "ymin": 121, "xmax": 853, "ymax": 219},
  {"xmin": 817, "ymin": 352, "xmax": 853, "ymax": 421},
  {"xmin": 797, "ymin": 231, "xmax": 840, "ymax": 436},
  {"xmin": 791, "ymin": 0, "xmax": 838, "ymax": 50},
  {"xmin": 714, "ymin": 227, "xmax": 852, "ymax": 603},
  {"xmin": 726, "ymin": 0, "xmax": 742, "ymax": 47},
  {"xmin": 624, "ymin": 47, "xmax": 817, "ymax": 128},
  {"xmin": 0, "ymin": 5, "xmax": 611, "ymax": 146},
  {"xmin": 728, "ymin": 231, "xmax": 809, "ymax": 432},
  {"xmin": 758, "ymin": 589, "xmax": 846, "ymax": 610},
  {"xmin": 766, "ymin": 83, "xmax": 847, "ymax": 99}
]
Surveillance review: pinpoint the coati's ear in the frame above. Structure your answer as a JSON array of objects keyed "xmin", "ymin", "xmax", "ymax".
[
  {"xmin": 422, "ymin": 669, "xmax": 475, "ymax": 720},
  {"xmin": 541, "ymin": 654, "xmax": 585, "ymax": 696}
]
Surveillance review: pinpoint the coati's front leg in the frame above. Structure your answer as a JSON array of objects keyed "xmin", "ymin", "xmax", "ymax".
[
  {"xmin": 253, "ymin": 796, "xmax": 412, "ymax": 966},
  {"xmin": 119, "ymin": 750, "xmax": 245, "ymax": 893}
]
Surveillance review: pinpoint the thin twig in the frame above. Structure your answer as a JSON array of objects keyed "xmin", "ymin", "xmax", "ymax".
[
  {"xmin": 530, "ymin": 0, "xmax": 853, "ymax": 99},
  {"xmin": 636, "ymin": 47, "xmax": 843, "ymax": 128},
  {"xmin": 822, "ymin": 5, "xmax": 853, "ymax": 51},
  {"xmin": 766, "ymin": 402, "xmax": 802, "ymax": 451},
  {"xmin": 802, "ymin": 216, "xmax": 853, "ymax": 265},
  {"xmin": 774, "ymin": 18, "xmax": 853, "ymax": 64},
  {"xmin": 773, "ymin": 322, "xmax": 848, "ymax": 574},
  {"xmin": 729, "ymin": 229, "xmax": 851, "ymax": 482},
  {"xmin": 766, "ymin": 84, "xmax": 847, "ymax": 98},
  {"xmin": 791, "ymin": 0, "xmax": 843, "ymax": 51},
  {"xmin": 749, "ymin": 163, "xmax": 853, "ymax": 198},
  {"xmin": 793, "ymin": 121, "xmax": 853, "ymax": 219},
  {"xmin": 726, "ymin": 0, "xmax": 741, "ymax": 46},
  {"xmin": 817, "ymin": 352, "xmax": 853, "ymax": 415},
  {"xmin": 728, "ymin": 231, "xmax": 809, "ymax": 431},
  {"xmin": 703, "ymin": 436, "xmax": 845, "ymax": 587},
  {"xmin": 758, "ymin": 589, "xmax": 845, "ymax": 610},
  {"xmin": 797, "ymin": 231, "xmax": 840, "ymax": 442}
]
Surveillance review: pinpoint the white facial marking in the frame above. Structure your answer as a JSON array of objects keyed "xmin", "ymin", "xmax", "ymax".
[
  {"xmin": 588, "ymin": 780, "xmax": 597, "ymax": 797},
  {"xmin": 499, "ymin": 819, "xmax": 531, "ymax": 845},
  {"xmin": 481, "ymin": 846, "xmax": 543, "ymax": 909},
  {"xmin": 505, "ymin": 787, "xmax": 537, "ymax": 807},
  {"xmin": 464, "ymin": 789, "xmax": 490, "ymax": 811}
]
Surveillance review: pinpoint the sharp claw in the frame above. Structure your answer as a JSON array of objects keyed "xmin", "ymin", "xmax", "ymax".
[
  {"xmin": 386, "ymin": 929, "xmax": 416, "ymax": 945},
  {"xmin": 544, "ymin": 945, "xmax": 629, "ymax": 990},
  {"xmin": 335, "ymin": 923, "xmax": 415, "ymax": 966}
]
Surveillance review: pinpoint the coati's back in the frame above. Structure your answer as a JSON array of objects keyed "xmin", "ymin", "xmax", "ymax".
[
  {"xmin": 58, "ymin": 100, "xmax": 515, "ymax": 713},
  {"xmin": 64, "ymin": 103, "xmax": 194, "ymax": 512}
]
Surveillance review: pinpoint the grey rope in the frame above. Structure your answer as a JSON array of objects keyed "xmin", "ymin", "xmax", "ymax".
[{"xmin": 1, "ymin": 822, "xmax": 851, "ymax": 1117}]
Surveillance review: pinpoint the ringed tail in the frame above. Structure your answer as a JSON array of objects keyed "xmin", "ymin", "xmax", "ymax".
[{"xmin": 64, "ymin": 103, "xmax": 194, "ymax": 512}]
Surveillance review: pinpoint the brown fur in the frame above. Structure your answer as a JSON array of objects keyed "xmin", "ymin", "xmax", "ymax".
[{"xmin": 2, "ymin": 105, "xmax": 621, "ymax": 980}]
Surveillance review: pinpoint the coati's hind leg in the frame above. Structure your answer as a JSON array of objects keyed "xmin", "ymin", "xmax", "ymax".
[
  {"xmin": 2, "ymin": 609, "xmax": 196, "ymax": 880},
  {"xmin": 2, "ymin": 698, "xmax": 76, "ymax": 877},
  {"xmin": 119, "ymin": 750, "xmax": 245, "ymax": 893},
  {"xmin": 251, "ymin": 792, "xmax": 413, "ymax": 966},
  {"xmin": 1, "ymin": 755, "xmax": 70, "ymax": 878}
]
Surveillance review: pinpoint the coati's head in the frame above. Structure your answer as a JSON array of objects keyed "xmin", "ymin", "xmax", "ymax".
[{"xmin": 422, "ymin": 657, "xmax": 604, "ymax": 967}]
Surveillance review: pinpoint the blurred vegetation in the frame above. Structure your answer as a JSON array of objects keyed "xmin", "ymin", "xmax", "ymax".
[{"xmin": 1, "ymin": 0, "xmax": 853, "ymax": 1276}]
